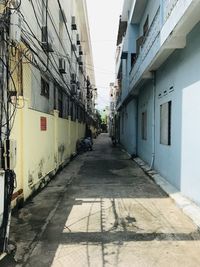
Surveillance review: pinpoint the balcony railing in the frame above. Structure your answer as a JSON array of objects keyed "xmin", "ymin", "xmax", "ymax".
[
  {"xmin": 130, "ymin": 7, "xmax": 161, "ymax": 89},
  {"xmin": 163, "ymin": 0, "xmax": 179, "ymax": 22}
]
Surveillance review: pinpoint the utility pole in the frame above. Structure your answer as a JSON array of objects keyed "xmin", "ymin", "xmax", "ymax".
[
  {"xmin": 0, "ymin": 0, "xmax": 16, "ymax": 257},
  {"xmin": 0, "ymin": 0, "xmax": 8, "ymax": 255}
]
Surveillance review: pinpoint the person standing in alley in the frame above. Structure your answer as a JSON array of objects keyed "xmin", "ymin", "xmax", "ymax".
[
  {"xmin": 85, "ymin": 125, "xmax": 92, "ymax": 140},
  {"xmin": 85, "ymin": 124, "xmax": 93, "ymax": 150}
]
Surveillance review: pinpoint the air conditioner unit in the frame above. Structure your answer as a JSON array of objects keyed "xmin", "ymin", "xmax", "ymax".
[
  {"xmin": 59, "ymin": 58, "xmax": 66, "ymax": 74},
  {"xmin": 4, "ymin": 139, "xmax": 17, "ymax": 170},
  {"xmin": 71, "ymin": 16, "xmax": 77, "ymax": 30},
  {"xmin": 79, "ymin": 45, "xmax": 83, "ymax": 55},
  {"xmin": 77, "ymin": 34, "xmax": 80, "ymax": 45},
  {"xmin": 41, "ymin": 26, "xmax": 54, "ymax": 52},
  {"xmin": 71, "ymin": 73, "xmax": 76, "ymax": 83},
  {"xmin": 78, "ymin": 56, "xmax": 83, "ymax": 66},
  {"xmin": 71, "ymin": 83, "xmax": 77, "ymax": 95}
]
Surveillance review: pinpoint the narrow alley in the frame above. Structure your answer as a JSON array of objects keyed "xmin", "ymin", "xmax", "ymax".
[{"xmin": 2, "ymin": 134, "xmax": 200, "ymax": 267}]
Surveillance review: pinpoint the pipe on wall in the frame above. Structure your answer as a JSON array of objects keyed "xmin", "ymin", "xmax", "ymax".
[{"xmin": 150, "ymin": 71, "xmax": 156, "ymax": 170}]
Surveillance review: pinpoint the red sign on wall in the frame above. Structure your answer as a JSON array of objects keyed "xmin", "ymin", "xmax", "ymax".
[{"xmin": 40, "ymin": 117, "xmax": 47, "ymax": 131}]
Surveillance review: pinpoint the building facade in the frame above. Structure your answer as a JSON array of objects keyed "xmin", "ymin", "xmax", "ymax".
[
  {"xmin": 0, "ymin": 0, "xmax": 97, "ymax": 210},
  {"xmin": 115, "ymin": 0, "xmax": 200, "ymax": 205}
]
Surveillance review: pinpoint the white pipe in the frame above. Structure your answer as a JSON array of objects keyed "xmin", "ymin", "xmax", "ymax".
[{"xmin": 150, "ymin": 71, "xmax": 156, "ymax": 170}]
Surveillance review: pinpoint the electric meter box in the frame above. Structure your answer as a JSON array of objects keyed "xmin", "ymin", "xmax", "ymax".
[
  {"xmin": 10, "ymin": 11, "xmax": 21, "ymax": 43},
  {"xmin": 4, "ymin": 139, "xmax": 17, "ymax": 170}
]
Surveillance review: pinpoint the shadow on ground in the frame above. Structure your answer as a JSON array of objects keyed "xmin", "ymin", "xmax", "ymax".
[{"xmin": 3, "ymin": 134, "xmax": 200, "ymax": 267}]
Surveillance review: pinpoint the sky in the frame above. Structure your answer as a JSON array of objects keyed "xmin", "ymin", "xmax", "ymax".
[{"xmin": 86, "ymin": 0, "xmax": 124, "ymax": 111}]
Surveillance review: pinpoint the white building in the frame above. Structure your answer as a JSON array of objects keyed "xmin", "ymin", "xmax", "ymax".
[
  {"xmin": 116, "ymin": 0, "xmax": 200, "ymax": 205},
  {"xmin": 109, "ymin": 82, "xmax": 120, "ymax": 137},
  {"xmin": 18, "ymin": 0, "xmax": 96, "ymax": 115},
  {"xmin": 0, "ymin": 0, "xmax": 97, "ymax": 254}
]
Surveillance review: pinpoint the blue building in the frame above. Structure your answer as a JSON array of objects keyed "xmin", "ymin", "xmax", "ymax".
[{"xmin": 115, "ymin": 0, "xmax": 200, "ymax": 205}]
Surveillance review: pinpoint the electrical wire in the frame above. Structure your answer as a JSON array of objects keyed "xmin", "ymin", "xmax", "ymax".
[
  {"xmin": 19, "ymin": 11, "xmax": 73, "ymax": 96},
  {"xmin": 0, "ymin": 1, "xmax": 18, "ymax": 252},
  {"xmin": 25, "ymin": 0, "xmax": 83, "ymax": 84},
  {"xmin": 21, "ymin": 0, "xmax": 98, "ymax": 114},
  {"xmin": 13, "ymin": 0, "xmax": 96, "ymax": 120}
]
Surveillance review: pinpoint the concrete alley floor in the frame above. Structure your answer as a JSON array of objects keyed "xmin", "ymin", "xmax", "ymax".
[{"xmin": 2, "ymin": 133, "xmax": 200, "ymax": 267}]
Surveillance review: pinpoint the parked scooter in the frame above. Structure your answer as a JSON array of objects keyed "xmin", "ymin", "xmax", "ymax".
[{"xmin": 77, "ymin": 137, "xmax": 93, "ymax": 153}]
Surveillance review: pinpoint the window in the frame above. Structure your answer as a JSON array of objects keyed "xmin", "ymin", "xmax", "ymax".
[
  {"xmin": 122, "ymin": 112, "xmax": 124, "ymax": 134},
  {"xmin": 66, "ymin": 95, "xmax": 70, "ymax": 118},
  {"xmin": 74, "ymin": 104, "xmax": 77, "ymax": 121},
  {"xmin": 53, "ymin": 84, "xmax": 57, "ymax": 109},
  {"xmin": 70, "ymin": 100, "xmax": 73, "ymax": 119},
  {"xmin": 136, "ymin": 36, "xmax": 144, "ymax": 55},
  {"xmin": 143, "ymin": 15, "xmax": 149, "ymax": 37},
  {"xmin": 131, "ymin": 53, "xmax": 137, "ymax": 68},
  {"xmin": 58, "ymin": 88, "xmax": 63, "ymax": 118},
  {"xmin": 77, "ymin": 106, "xmax": 81, "ymax": 122},
  {"xmin": 141, "ymin": 111, "xmax": 147, "ymax": 140},
  {"xmin": 41, "ymin": 77, "xmax": 49, "ymax": 98},
  {"xmin": 160, "ymin": 101, "xmax": 171, "ymax": 145},
  {"xmin": 70, "ymin": 101, "xmax": 76, "ymax": 121}
]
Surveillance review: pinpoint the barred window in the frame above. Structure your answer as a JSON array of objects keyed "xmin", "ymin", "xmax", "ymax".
[{"xmin": 41, "ymin": 77, "xmax": 49, "ymax": 98}]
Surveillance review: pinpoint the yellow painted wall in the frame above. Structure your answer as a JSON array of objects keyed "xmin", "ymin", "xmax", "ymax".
[{"xmin": 11, "ymin": 99, "xmax": 86, "ymax": 202}]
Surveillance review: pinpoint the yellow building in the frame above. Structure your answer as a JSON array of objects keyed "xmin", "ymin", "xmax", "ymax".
[{"xmin": 5, "ymin": 0, "xmax": 96, "ymax": 206}]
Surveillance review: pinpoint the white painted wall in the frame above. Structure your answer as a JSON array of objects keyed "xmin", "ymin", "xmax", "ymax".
[
  {"xmin": 20, "ymin": 0, "xmax": 94, "ymax": 111},
  {"xmin": 181, "ymin": 81, "xmax": 200, "ymax": 204}
]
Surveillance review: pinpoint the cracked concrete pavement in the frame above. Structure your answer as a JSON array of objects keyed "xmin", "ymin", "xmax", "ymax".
[{"xmin": 1, "ymin": 133, "xmax": 200, "ymax": 267}]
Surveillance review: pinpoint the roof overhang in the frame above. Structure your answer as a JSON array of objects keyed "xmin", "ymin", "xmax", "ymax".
[{"xmin": 130, "ymin": 0, "xmax": 147, "ymax": 24}]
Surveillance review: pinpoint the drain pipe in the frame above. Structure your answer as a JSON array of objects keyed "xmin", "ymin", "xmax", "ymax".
[
  {"xmin": 135, "ymin": 96, "xmax": 138, "ymax": 157},
  {"xmin": 150, "ymin": 71, "xmax": 156, "ymax": 170}
]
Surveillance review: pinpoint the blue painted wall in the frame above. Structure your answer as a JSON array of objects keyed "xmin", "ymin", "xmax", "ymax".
[
  {"xmin": 137, "ymin": 21, "xmax": 200, "ymax": 203},
  {"xmin": 120, "ymin": 99, "xmax": 137, "ymax": 155},
  {"xmin": 137, "ymin": 81, "xmax": 153, "ymax": 165}
]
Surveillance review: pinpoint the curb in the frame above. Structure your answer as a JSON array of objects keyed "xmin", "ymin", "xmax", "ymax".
[{"xmin": 133, "ymin": 157, "xmax": 200, "ymax": 228}]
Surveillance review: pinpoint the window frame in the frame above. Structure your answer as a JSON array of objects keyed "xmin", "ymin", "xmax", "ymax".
[
  {"xmin": 141, "ymin": 110, "xmax": 147, "ymax": 140},
  {"xmin": 57, "ymin": 88, "xmax": 63, "ymax": 118},
  {"xmin": 160, "ymin": 101, "xmax": 172, "ymax": 146},
  {"xmin": 41, "ymin": 76, "xmax": 50, "ymax": 99},
  {"xmin": 143, "ymin": 15, "xmax": 149, "ymax": 37}
]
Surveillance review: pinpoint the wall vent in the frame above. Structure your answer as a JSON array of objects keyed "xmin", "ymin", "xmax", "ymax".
[{"xmin": 71, "ymin": 16, "xmax": 77, "ymax": 30}]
